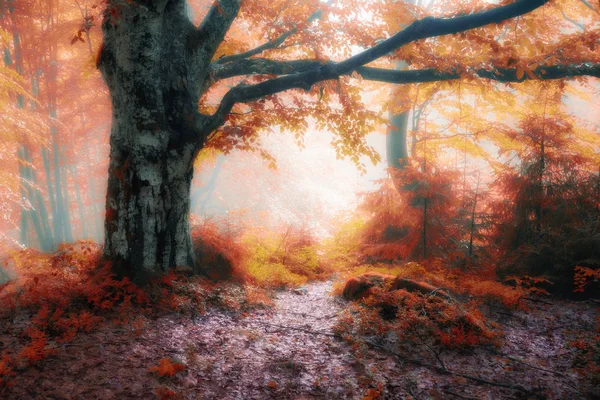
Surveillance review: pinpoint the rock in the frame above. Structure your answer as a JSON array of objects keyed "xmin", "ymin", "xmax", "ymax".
[
  {"xmin": 342, "ymin": 272, "xmax": 395, "ymax": 300},
  {"xmin": 342, "ymin": 272, "xmax": 450, "ymax": 301},
  {"xmin": 293, "ymin": 287, "xmax": 309, "ymax": 295}
]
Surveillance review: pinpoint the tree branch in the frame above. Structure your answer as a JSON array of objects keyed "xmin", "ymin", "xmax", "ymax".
[
  {"xmin": 189, "ymin": 0, "xmax": 242, "ymax": 58},
  {"xmin": 213, "ymin": 8, "xmax": 324, "ymax": 65},
  {"xmin": 204, "ymin": 59, "xmax": 598, "ymax": 135},
  {"xmin": 330, "ymin": 0, "xmax": 550, "ymax": 75},
  {"xmin": 203, "ymin": 0, "xmax": 552, "ymax": 131},
  {"xmin": 578, "ymin": 0, "xmax": 600, "ymax": 15},
  {"xmin": 210, "ymin": 56, "xmax": 600, "ymax": 85},
  {"xmin": 210, "ymin": 58, "xmax": 325, "ymax": 81},
  {"xmin": 355, "ymin": 63, "xmax": 600, "ymax": 84},
  {"xmin": 560, "ymin": 8, "xmax": 586, "ymax": 31}
]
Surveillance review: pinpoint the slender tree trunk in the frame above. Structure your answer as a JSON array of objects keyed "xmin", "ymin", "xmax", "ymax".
[
  {"xmin": 387, "ymin": 58, "xmax": 411, "ymax": 172},
  {"xmin": 48, "ymin": 47, "xmax": 73, "ymax": 244},
  {"xmin": 89, "ymin": 176, "xmax": 103, "ymax": 242},
  {"xmin": 468, "ymin": 172, "xmax": 480, "ymax": 258},
  {"xmin": 386, "ymin": 0, "xmax": 420, "ymax": 173},
  {"xmin": 98, "ymin": 1, "xmax": 209, "ymax": 283},
  {"xmin": 4, "ymin": 20, "xmax": 53, "ymax": 251},
  {"xmin": 535, "ymin": 135, "xmax": 545, "ymax": 233},
  {"xmin": 422, "ymin": 137, "xmax": 428, "ymax": 259},
  {"xmin": 71, "ymin": 165, "xmax": 88, "ymax": 238},
  {"xmin": 60, "ymin": 161, "xmax": 73, "ymax": 242},
  {"xmin": 423, "ymin": 197, "xmax": 428, "ymax": 259},
  {"xmin": 18, "ymin": 146, "xmax": 53, "ymax": 251}
]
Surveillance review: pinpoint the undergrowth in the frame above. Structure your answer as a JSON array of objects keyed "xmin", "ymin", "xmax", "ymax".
[
  {"xmin": 334, "ymin": 286, "xmax": 501, "ymax": 359},
  {"xmin": 243, "ymin": 225, "xmax": 332, "ymax": 288},
  {"xmin": 332, "ymin": 260, "xmax": 526, "ymax": 309},
  {"xmin": 331, "ymin": 259, "xmax": 543, "ymax": 365},
  {"xmin": 0, "ymin": 219, "xmax": 336, "ymax": 388},
  {"xmin": 0, "ymin": 239, "xmax": 271, "ymax": 388}
]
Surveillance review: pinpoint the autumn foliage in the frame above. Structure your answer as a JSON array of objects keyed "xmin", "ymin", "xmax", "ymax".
[
  {"xmin": 191, "ymin": 216, "xmax": 248, "ymax": 282},
  {"xmin": 491, "ymin": 114, "xmax": 600, "ymax": 296},
  {"xmin": 0, "ymin": 0, "xmax": 599, "ymax": 396},
  {"xmin": 336, "ymin": 279, "xmax": 500, "ymax": 356},
  {"xmin": 0, "ymin": 234, "xmax": 271, "ymax": 388},
  {"xmin": 358, "ymin": 162, "xmax": 463, "ymax": 262},
  {"xmin": 149, "ymin": 358, "xmax": 186, "ymax": 378}
]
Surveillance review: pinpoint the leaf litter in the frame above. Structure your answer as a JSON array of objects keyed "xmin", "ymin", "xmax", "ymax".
[{"xmin": 1, "ymin": 280, "xmax": 598, "ymax": 399}]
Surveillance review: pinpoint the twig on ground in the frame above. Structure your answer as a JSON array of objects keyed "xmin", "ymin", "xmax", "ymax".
[
  {"xmin": 502, "ymin": 354, "xmax": 577, "ymax": 388},
  {"xmin": 524, "ymin": 296, "xmax": 553, "ymax": 305},
  {"xmin": 265, "ymin": 317, "xmax": 540, "ymax": 397},
  {"xmin": 248, "ymin": 321, "xmax": 339, "ymax": 338},
  {"xmin": 442, "ymin": 388, "xmax": 479, "ymax": 400},
  {"xmin": 363, "ymin": 339, "xmax": 535, "ymax": 396}
]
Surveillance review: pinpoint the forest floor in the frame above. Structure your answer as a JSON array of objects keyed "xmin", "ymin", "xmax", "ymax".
[{"xmin": 2, "ymin": 279, "xmax": 598, "ymax": 400}]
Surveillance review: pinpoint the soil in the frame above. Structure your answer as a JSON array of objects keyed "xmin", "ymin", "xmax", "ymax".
[{"xmin": 2, "ymin": 280, "xmax": 598, "ymax": 399}]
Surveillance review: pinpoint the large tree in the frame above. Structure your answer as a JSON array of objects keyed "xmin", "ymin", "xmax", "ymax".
[{"xmin": 96, "ymin": 0, "xmax": 599, "ymax": 283}]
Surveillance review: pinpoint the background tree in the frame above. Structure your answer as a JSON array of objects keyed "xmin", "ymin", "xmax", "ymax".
[
  {"xmin": 0, "ymin": 0, "xmax": 110, "ymax": 252},
  {"xmin": 491, "ymin": 108, "xmax": 600, "ymax": 295}
]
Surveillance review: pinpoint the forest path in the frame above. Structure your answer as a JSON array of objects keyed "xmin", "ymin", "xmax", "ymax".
[
  {"xmin": 6, "ymin": 280, "xmax": 384, "ymax": 399},
  {"xmin": 4, "ymin": 280, "xmax": 595, "ymax": 399}
]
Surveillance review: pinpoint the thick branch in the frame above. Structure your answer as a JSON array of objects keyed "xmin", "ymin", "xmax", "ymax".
[
  {"xmin": 355, "ymin": 63, "xmax": 600, "ymax": 84},
  {"xmin": 205, "ymin": 0, "xmax": 551, "ymax": 130},
  {"xmin": 189, "ymin": 0, "xmax": 242, "ymax": 58},
  {"xmin": 210, "ymin": 58, "xmax": 325, "ymax": 81},
  {"xmin": 205, "ymin": 60, "xmax": 598, "ymax": 135},
  {"xmin": 330, "ymin": 0, "xmax": 550, "ymax": 75},
  {"xmin": 210, "ymin": 57, "xmax": 600, "ymax": 84}
]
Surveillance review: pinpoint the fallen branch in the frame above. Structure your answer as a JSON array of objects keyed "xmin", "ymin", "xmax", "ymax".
[
  {"xmin": 442, "ymin": 389, "xmax": 479, "ymax": 400},
  {"xmin": 248, "ymin": 320, "xmax": 539, "ymax": 396},
  {"xmin": 503, "ymin": 354, "xmax": 576, "ymax": 386},
  {"xmin": 247, "ymin": 321, "xmax": 338, "ymax": 338},
  {"xmin": 363, "ymin": 339, "xmax": 536, "ymax": 396},
  {"xmin": 524, "ymin": 296, "xmax": 553, "ymax": 305}
]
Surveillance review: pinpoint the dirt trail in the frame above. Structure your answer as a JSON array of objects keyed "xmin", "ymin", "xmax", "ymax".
[{"xmin": 3, "ymin": 280, "xmax": 595, "ymax": 399}]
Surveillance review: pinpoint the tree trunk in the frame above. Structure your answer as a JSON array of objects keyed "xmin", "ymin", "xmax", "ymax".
[
  {"xmin": 98, "ymin": 1, "xmax": 208, "ymax": 283},
  {"xmin": 386, "ymin": 61, "xmax": 410, "ymax": 171},
  {"xmin": 104, "ymin": 141, "xmax": 198, "ymax": 283}
]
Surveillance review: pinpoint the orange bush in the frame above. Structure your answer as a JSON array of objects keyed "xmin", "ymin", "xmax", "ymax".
[
  {"xmin": 191, "ymin": 217, "xmax": 248, "ymax": 282},
  {"xmin": 335, "ymin": 286, "xmax": 500, "ymax": 357}
]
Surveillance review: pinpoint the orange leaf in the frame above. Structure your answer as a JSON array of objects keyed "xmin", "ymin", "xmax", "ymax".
[
  {"xmin": 149, "ymin": 358, "xmax": 185, "ymax": 377},
  {"xmin": 516, "ymin": 67, "xmax": 525, "ymax": 80}
]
